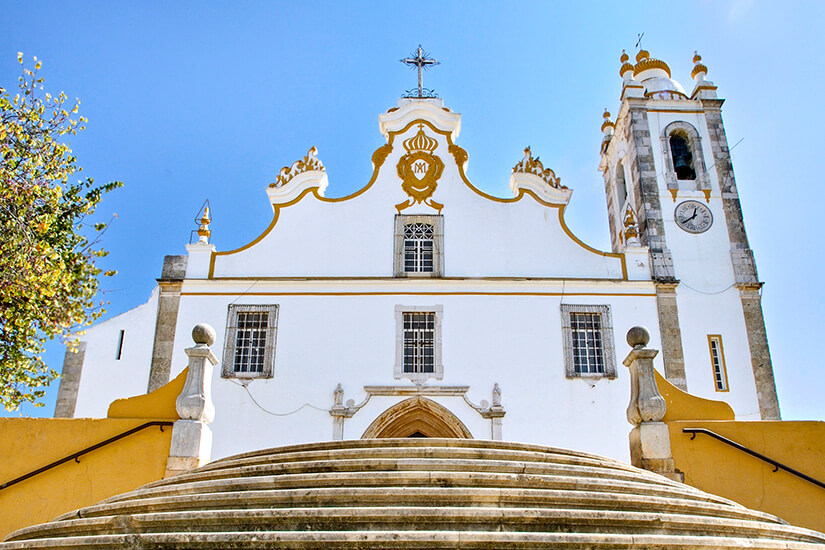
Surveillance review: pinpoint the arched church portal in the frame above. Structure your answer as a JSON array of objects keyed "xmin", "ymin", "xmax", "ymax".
[{"xmin": 361, "ymin": 397, "xmax": 473, "ymax": 439}]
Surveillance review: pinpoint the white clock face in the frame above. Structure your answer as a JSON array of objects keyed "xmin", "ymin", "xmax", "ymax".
[{"xmin": 674, "ymin": 200, "xmax": 713, "ymax": 233}]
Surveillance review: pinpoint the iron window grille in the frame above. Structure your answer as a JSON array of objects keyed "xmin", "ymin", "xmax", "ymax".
[
  {"xmin": 394, "ymin": 215, "xmax": 443, "ymax": 277},
  {"xmin": 403, "ymin": 311, "xmax": 435, "ymax": 373},
  {"xmin": 561, "ymin": 304, "xmax": 616, "ymax": 379},
  {"xmin": 222, "ymin": 304, "xmax": 278, "ymax": 379},
  {"xmin": 404, "ymin": 223, "xmax": 435, "ymax": 273},
  {"xmin": 395, "ymin": 305, "xmax": 443, "ymax": 382}
]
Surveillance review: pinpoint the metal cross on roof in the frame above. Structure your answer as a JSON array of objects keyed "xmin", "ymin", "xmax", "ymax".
[{"xmin": 401, "ymin": 44, "xmax": 440, "ymax": 99}]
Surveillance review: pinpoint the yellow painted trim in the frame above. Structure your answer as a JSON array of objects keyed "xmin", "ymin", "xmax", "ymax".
[
  {"xmin": 552, "ymin": 206, "xmax": 627, "ymax": 279},
  {"xmin": 645, "ymin": 108, "xmax": 703, "ymax": 114},
  {"xmin": 707, "ymin": 334, "xmax": 730, "ymax": 392},
  {"xmin": 192, "ymin": 275, "xmax": 647, "ymax": 282},
  {"xmin": 180, "ymin": 291, "xmax": 656, "ymax": 297},
  {"xmin": 208, "ymin": 249, "xmax": 216, "ymax": 279},
  {"xmin": 208, "ymin": 118, "xmax": 625, "ymax": 280}
]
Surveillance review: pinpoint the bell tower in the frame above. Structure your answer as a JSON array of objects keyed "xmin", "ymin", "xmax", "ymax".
[{"xmin": 599, "ymin": 49, "xmax": 780, "ymax": 419}]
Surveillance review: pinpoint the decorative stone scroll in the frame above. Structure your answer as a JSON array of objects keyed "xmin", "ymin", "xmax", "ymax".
[
  {"xmin": 509, "ymin": 147, "xmax": 572, "ymax": 205},
  {"xmin": 512, "ymin": 147, "xmax": 563, "ymax": 188},
  {"xmin": 270, "ymin": 146, "xmax": 325, "ymax": 188}
]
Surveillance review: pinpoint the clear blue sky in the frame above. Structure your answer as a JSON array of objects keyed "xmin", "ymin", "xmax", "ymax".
[{"xmin": 2, "ymin": 1, "xmax": 823, "ymax": 420}]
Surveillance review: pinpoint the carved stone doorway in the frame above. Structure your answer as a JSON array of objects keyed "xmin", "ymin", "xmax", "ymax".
[{"xmin": 361, "ymin": 397, "xmax": 473, "ymax": 439}]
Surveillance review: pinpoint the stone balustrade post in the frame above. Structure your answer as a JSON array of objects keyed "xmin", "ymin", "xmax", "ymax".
[
  {"xmin": 165, "ymin": 323, "xmax": 218, "ymax": 478},
  {"xmin": 623, "ymin": 326, "xmax": 683, "ymax": 482},
  {"xmin": 330, "ymin": 383, "xmax": 347, "ymax": 440},
  {"xmin": 483, "ymin": 383, "xmax": 506, "ymax": 440}
]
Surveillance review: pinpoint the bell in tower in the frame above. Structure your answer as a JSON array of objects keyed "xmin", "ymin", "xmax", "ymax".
[{"xmin": 669, "ymin": 134, "xmax": 696, "ymax": 180}]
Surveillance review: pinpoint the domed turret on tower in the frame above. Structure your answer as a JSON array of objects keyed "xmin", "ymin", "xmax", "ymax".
[{"xmin": 632, "ymin": 49, "xmax": 688, "ymax": 100}]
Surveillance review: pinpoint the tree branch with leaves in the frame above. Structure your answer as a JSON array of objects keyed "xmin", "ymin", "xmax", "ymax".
[{"xmin": 0, "ymin": 54, "xmax": 121, "ymax": 410}]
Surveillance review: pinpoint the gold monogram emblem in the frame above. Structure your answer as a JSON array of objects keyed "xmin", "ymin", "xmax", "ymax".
[{"xmin": 396, "ymin": 125, "xmax": 444, "ymax": 213}]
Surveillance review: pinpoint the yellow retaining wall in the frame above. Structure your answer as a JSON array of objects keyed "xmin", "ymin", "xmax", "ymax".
[
  {"xmin": 656, "ymin": 371, "xmax": 825, "ymax": 534},
  {"xmin": 0, "ymin": 369, "xmax": 187, "ymax": 540}
]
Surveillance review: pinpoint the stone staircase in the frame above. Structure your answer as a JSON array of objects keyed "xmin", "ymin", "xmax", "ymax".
[{"xmin": 4, "ymin": 439, "xmax": 825, "ymax": 548}]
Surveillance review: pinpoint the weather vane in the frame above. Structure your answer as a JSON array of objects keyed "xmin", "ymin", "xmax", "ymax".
[
  {"xmin": 401, "ymin": 44, "xmax": 440, "ymax": 99},
  {"xmin": 635, "ymin": 32, "xmax": 645, "ymax": 51}
]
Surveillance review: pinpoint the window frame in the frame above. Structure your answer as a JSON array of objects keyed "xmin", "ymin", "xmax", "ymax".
[
  {"xmin": 395, "ymin": 305, "xmax": 444, "ymax": 382},
  {"xmin": 221, "ymin": 304, "xmax": 279, "ymax": 379},
  {"xmin": 707, "ymin": 334, "xmax": 730, "ymax": 392},
  {"xmin": 394, "ymin": 214, "xmax": 444, "ymax": 277},
  {"xmin": 660, "ymin": 121, "xmax": 709, "ymax": 192},
  {"xmin": 560, "ymin": 304, "xmax": 617, "ymax": 379}
]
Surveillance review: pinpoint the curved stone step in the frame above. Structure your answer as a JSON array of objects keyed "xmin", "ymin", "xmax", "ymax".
[
  {"xmin": 129, "ymin": 455, "xmax": 705, "ymax": 504},
  {"xmin": 191, "ymin": 444, "xmax": 650, "ymax": 481},
  {"xmin": 52, "ymin": 486, "xmax": 779, "ymax": 524},
  {"xmin": 5, "ymin": 530, "xmax": 825, "ymax": 549},
  {"xmin": 90, "ymin": 469, "xmax": 731, "ymax": 510},
  {"xmin": 10, "ymin": 508, "xmax": 825, "ymax": 544},
  {"xmin": 5, "ymin": 439, "xmax": 822, "ymax": 549}
]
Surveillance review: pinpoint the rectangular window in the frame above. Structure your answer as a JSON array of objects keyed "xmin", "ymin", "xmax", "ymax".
[
  {"xmin": 708, "ymin": 335, "xmax": 729, "ymax": 391},
  {"xmin": 561, "ymin": 304, "xmax": 616, "ymax": 379},
  {"xmin": 394, "ymin": 215, "xmax": 443, "ymax": 277},
  {"xmin": 395, "ymin": 305, "xmax": 443, "ymax": 382},
  {"xmin": 222, "ymin": 304, "xmax": 279, "ymax": 379},
  {"xmin": 234, "ymin": 312, "xmax": 268, "ymax": 373},
  {"xmin": 403, "ymin": 311, "xmax": 435, "ymax": 373},
  {"xmin": 115, "ymin": 329, "xmax": 125, "ymax": 360},
  {"xmin": 570, "ymin": 312, "xmax": 604, "ymax": 374},
  {"xmin": 404, "ymin": 223, "xmax": 435, "ymax": 273}
]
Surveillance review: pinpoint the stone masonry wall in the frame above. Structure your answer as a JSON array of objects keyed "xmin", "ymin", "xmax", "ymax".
[
  {"xmin": 624, "ymin": 102, "xmax": 686, "ymax": 389},
  {"xmin": 54, "ymin": 342, "xmax": 86, "ymax": 418},
  {"xmin": 147, "ymin": 255, "xmax": 187, "ymax": 392}
]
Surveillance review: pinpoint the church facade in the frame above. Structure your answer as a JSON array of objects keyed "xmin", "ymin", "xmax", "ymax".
[{"xmin": 54, "ymin": 49, "xmax": 780, "ymax": 463}]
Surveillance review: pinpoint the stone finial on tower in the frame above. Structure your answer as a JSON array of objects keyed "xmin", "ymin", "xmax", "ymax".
[
  {"xmin": 196, "ymin": 207, "xmax": 211, "ymax": 244},
  {"xmin": 601, "ymin": 109, "xmax": 615, "ymax": 137},
  {"xmin": 623, "ymin": 205, "xmax": 640, "ymax": 246},
  {"xmin": 623, "ymin": 326, "xmax": 683, "ymax": 482},
  {"xmin": 691, "ymin": 51, "xmax": 708, "ymax": 82},
  {"xmin": 619, "ymin": 50, "xmax": 634, "ymax": 81}
]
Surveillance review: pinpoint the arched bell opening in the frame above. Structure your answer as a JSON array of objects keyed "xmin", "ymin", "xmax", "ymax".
[{"xmin": 361, "ymin": 396, "xmax": 473, "ymax": 439}]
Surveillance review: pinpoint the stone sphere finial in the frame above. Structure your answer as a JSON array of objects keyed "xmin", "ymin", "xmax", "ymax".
[
  {"xmin": 192, "ymin": 323, "xmax": 216, "ymax": 346},
  {"xmin": 626, "ymin": 326, "xmax": 650, "ymax": 348}
]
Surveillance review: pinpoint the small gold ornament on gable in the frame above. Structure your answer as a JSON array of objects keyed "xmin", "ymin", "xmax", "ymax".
[
  {"xmin": 512, "ymin": 147, "xmax": 566, "ymax": 190},
  {"xmin": 270, "ymin": 146, "xmax": 325, "ymax": 188},
  {"xmin": 395, "ymin": 125, "xmax": 444, "ymax": 213}
]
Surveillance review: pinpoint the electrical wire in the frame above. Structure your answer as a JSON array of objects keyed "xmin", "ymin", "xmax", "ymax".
[
  {"xmin": 229, "ymin": 379, "xmax": 328, "ymax": 416},
  {"xmin": 678, "ymin": 281, "xmax": 737, "ymax": 295}
]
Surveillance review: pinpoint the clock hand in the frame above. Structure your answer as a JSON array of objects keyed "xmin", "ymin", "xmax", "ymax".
[{"xmin": 686, "ymin": 208, "xmax": 698, "ymax": 222}]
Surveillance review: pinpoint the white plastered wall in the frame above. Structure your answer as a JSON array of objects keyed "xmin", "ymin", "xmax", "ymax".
[
  {"xmin": 170, "ymin": 279, "xmax": 660, "ymax": 462},
  {"xmin": 72, "ymin": 289, "xmax": 159, "ymax": 418}
]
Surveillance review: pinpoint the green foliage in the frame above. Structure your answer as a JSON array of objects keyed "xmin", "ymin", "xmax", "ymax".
[{"xmin": 0, "ymin": 54, "xmax": 121, "ymax": 410}]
